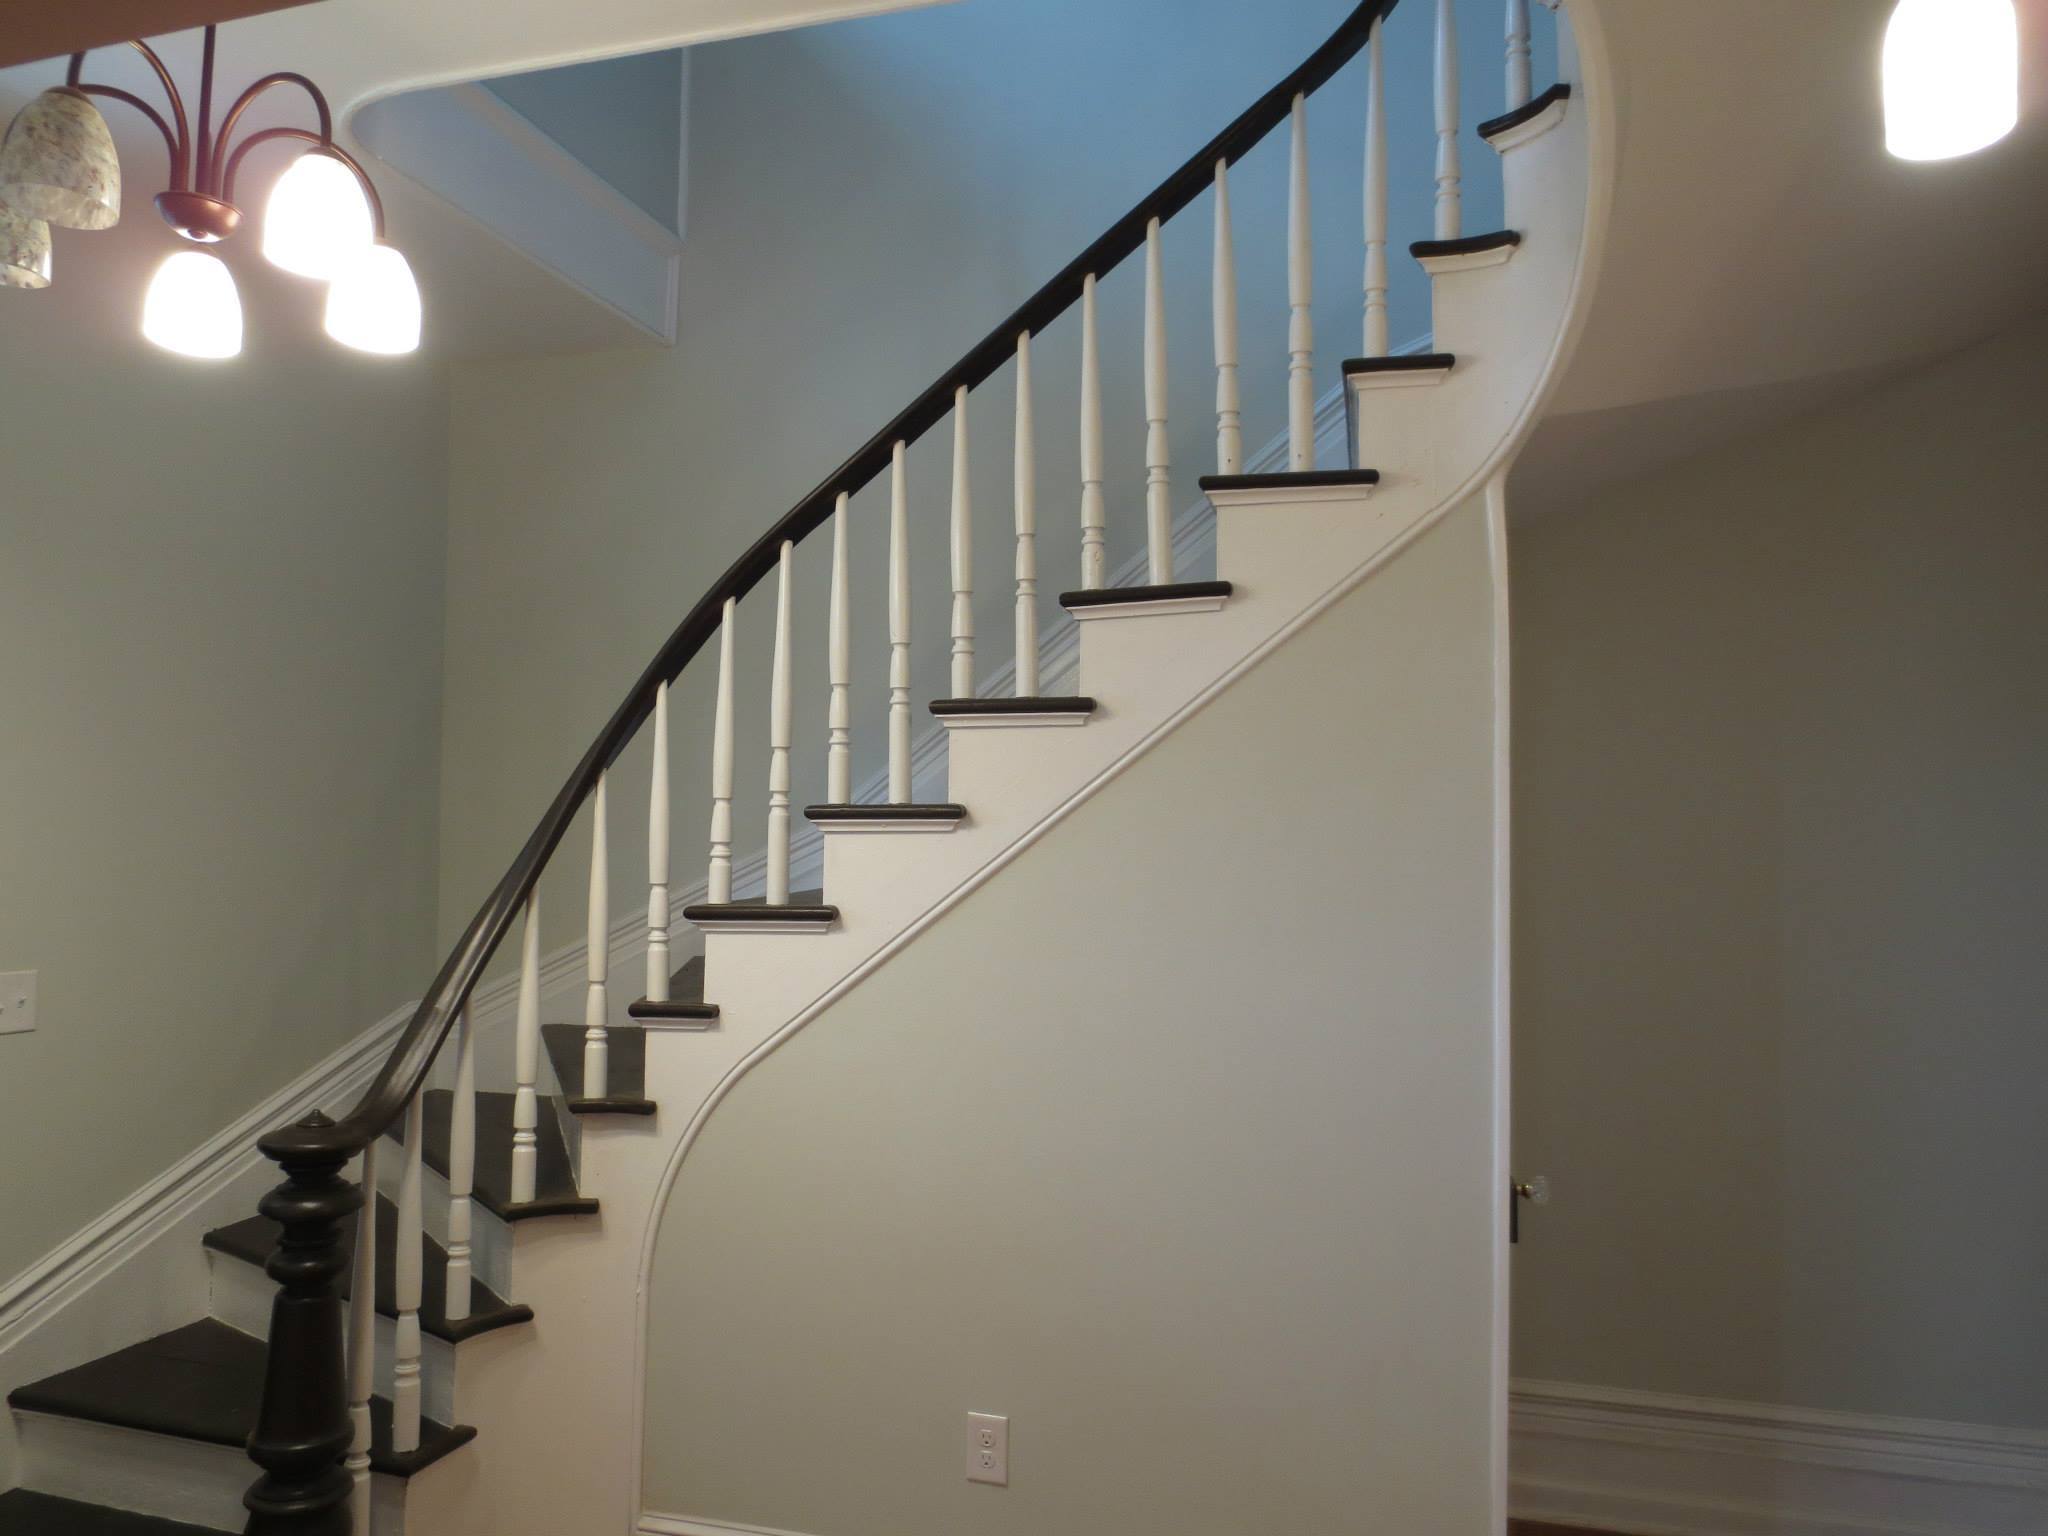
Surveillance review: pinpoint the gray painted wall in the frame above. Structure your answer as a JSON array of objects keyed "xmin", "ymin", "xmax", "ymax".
[
  {"xmin": 1509, "ymin": 316, "xmax": 2048, "ymax": 1430},
  {"xmin": 645, "ymin": 497, "xmax": 1502, "ymax": 1533},
  {"xmin": 0, "ymin": 287, "xmax": 449, "ymax": 1284},
  {"xmin": 437, "ymin": 0, "xmax": 1539, "ymax": 965}
]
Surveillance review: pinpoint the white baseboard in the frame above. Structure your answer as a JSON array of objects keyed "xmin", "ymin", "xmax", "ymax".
[
  {"xmin": 638, "ymin": 1382, "xmax": 2048, "ymax": 1536},
  {"xmin": 639, "ymin": 1516, "xmax": 817, "ymax": 1536},
  {"xmin": 1511, "ymin": 1379, "xmax": 2048, "ymax": 1536}
]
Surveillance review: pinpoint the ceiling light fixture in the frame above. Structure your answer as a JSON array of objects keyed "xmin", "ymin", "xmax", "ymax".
[
  {"xmin": 1883, "ymin": 0, "xmax": 2020, "ymax": 161},
  {"xmin": 0, "ymin": 24, "xmax": 420, "ymax": 357}
]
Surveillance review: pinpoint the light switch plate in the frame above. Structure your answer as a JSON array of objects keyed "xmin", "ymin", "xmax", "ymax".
[
  {"xmin": 966, "ymin": 1412, "xmax": 1008, "ymax": 1486},
  {"xmin": 0, "ymin": 971, "xmax": 37, "ymax": 1036}
]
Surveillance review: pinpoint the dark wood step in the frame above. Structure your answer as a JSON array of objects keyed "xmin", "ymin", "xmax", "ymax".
[
  {"xmin": 205, "ymin": 1195, "xmax": 531, "ymax": 1345},
  {"xmin": 384, "ymin": 1090, "xmax": 598, "ymax": 1221},
  {"xmin": 803, "ymin": 803, "xmax": 967, "ymax": 825},
  {"xmin": 1059, "ymin": 580, "xmax": 1231, "ymax": 613},
  {"xmin": 928, "ymin": 696, "xmax": 1096, "ymax": 720},
  {"xmin": 1199, "ymin": 469, "xmax": 1382, "ymax": 493},
  {"xmin": 7, "ymin": 1321, "xmax": 473, "ymax": 1478},
  {"xmin": 629, "ymin": 955, "xmax": 719, "ymax": 1025},
  {"xmin": 1410, "ymin": 229, "xmax": 1522, "ymax": 262},
  {"xmin": 1478, "ymin": 82, "xmax": 1571, "ymax": 142},
  {"xmin": 1342, "ymin": 352, "xmax": 1456, "ymax": 378},
  {"xmin": 683, "ymin": 897, "xmax": 838, "ymax": 928},
  {"xmin": 542, "ymin": 1022, "xmax": 656, "ymax": 1114},
  {"xmin": 0, "ymin": 1490, "xmax": 228, "ymax": 1536}
]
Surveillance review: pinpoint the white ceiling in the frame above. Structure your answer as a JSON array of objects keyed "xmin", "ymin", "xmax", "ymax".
[
  {"xmin": 0, "ymin": 0, "xmax": 948, "ymax": 358},
  {"xmin": 1517, "ymin": 0, "xmax": 2048, "ymax": 517}
]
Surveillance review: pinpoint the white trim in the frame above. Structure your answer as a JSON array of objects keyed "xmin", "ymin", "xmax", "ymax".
[
  {"xmin": 1203, "ymin": 479, "xmax": 1377, "ymax": 511},
  {"xmin": 809, "ymin": 817, "xmax": 962, "ymax": 833},
  {"xmin": 639, "ymin": 1515, "xmax": 817, "ymax": 1536},
  {"xmin": 0, "ymin": 999, "xmax": 414, "ymax": 1351},
  {"xmin": 933, "ymin": 711, "xmax": 1091, "ymax": 730},
  {"xmin": 1486, "ymin": 472, "xmax": 1514, "ymax": 1536},
  {"xmin": 1510, "ymin": 1379, "xmax": 2048, "ymax": 1536},
  {"xmin": 1346, "ymin": 359, "xmax": 1454, "ymax": 392},
  {"xmin": 1066, "ymin": 590, "xmax": 1231, "ymax": 620},
  {"xmin": 685, "ymin": 916, "xmax": 836, "ymax": 935},
  {"xmin": 1485, "ymin": 91, "xmax": 1571, "ymax": 154},
  {"xmin": 1417, "ymin": 242, "xmax": 1519, "ymax": 275}
]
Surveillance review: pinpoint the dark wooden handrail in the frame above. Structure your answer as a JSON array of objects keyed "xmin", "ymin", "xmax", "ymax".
[{"xmin": 258, "ymin": 0, "xmax": 1400, "ymax": 1169}]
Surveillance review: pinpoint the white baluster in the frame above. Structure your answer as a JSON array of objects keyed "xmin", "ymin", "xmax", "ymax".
[
  {"xmin": 1506, "ymin": 0, "xmax": 1533, "ymax": 111},
  {"xmin": 582, "ymin": 771, "xmax": 608, "ymax": 1100},
  {"xmin": 1212, "ymin": 160, "xmax": 1242, "ymax": 476},
  {"xmin": 1435, "ymin": 0, "xmax": 1463, "ymax": 241},
  {"xmin": 766, "ymin": 541, "xmax": 794, "ymax": 906},
  {"xmin": 888, "ymin": 441, "xmax": 911, "ymax": 800},
  {"xmin": 949, "ymin": 388, "xmax": 974, "ymax": 699},
  {"xmin": 1013, "ymin": 332, "xmax": 1039, "ymax": 695},
  {"xmin": 1364, "ymin": 16, "xmax": 1390, "ymax": 357},
  {"xmin": 392, "ymin": 1092, "xmax": 424, "ymax": 1455},
  {"xmin": 345, "ymin": 1144, "xmax": 375, "ymax": 1536},
  {"xmin": 510, "ymin": 891, "xmax": 540, "ymax": 1206},
  {"xmin": 444, "ymin": 1004, "xmax": 475, "ymax": 1322},
  {"xmin": 1143, "ymin": 217, "xmax": 1174, "ymax": 586},
  {"xmin": 1079, "ymin": 273, "xmax": 1107, "ymax": 589},
  {"xmin": 1287, "ymin": 93, "xmax": 1315, "ymax": 471},
  {"xmin": 707, "ymin": 600, "xmax": 735, "ymax": 904},
  {"xmin": 828, "ymin": 493, "xmax": 852, "ymax": 803},
  {"xmin": 646, "ymin": 680, "xmax": 671, "ymax": 996}
]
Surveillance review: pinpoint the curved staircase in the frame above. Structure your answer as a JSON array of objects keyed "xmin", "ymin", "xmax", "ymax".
[{"xmin": 1, "ymin": 1, "xmax": 1608, "ymax": 1531}]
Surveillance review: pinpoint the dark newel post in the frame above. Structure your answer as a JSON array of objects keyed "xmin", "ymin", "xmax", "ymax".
[{"xmin": 244, "ymin": 1111, "xmax": 363, "ymax": 1536}]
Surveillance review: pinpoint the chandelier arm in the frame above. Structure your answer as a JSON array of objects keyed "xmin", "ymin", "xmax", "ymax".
[
  {"xmin": 66, "ymin": 41, "xmax": 192, "ymax": 187},
  {"xmin": 67, "ymin": 85, "xmax": 183, "ymax": 185},
  {"xmin": 221, "ymin": 125, "xmax": 385, "ymax": 237},
  {"xmin": 209, "ymin": 74, "xmax": 333, "ymax": 191}
]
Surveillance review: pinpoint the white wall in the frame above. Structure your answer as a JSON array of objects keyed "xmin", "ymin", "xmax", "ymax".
[
  {"xmin": 1509, "ymin": 314, "xmax": 2048, "ymax": 1431},
  {"xmin": 0, "ymin": 263, "xmax": 449, "ymax": 1287},
  {"xmin": 643, "ymin": 496, "xmax": 1504, "ymax": 1534},
  {"xmin": 485, "ymin": 50, "xmax": 686, "ymax": 232},
  {"xmin": 436, "ymin": 0, "xmax": 1544, "ymax": 968}
]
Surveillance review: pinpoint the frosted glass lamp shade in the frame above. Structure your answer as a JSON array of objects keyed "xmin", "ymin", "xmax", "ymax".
[
  {"xmin": 142, "ymin": 250, "xmax": 242, "ymax": 359},
  {"xmin": 0, "ymin": 88, "xmax": 121, "ymax": 230},
  {"xmin": 1883, "ymin": 0, "xmax": 2020, "ymax": 161},
  {"xmin": 262, "ymin": 150, "xmax": 374, "ymax": 278},
  {"xmin": 324, "ymin": 241, "xmax": 420, "ymax": 355},
  {"xmin": 0, "ymin": 202, "xmax": 52, "ymax": 289}
]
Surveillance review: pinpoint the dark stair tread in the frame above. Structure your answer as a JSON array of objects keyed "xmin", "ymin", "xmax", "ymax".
[
  {"xmin": 1199, "ymin": 469, "xmax": 1382, "ymax": 492},
  {"xmin": 629, "ymin": 955, "xmax": 719, "ymax": 1024},
  {"xmin": 1342, "ymin": 352, "xmax": 1456, "ymax": 376},
  {"xmin": 803, "ymin": 803, "xmax": 967, "ymax": 823},
  {"xmin": 0, "ymin": 1490, "xmax": 230, "ymax": 1536},
  {"xmin": 928, "ymin": 696, "xmax": 1097, "ymax": 717},
  {"xmin": 541, "ymin": 1021, "xmax": 656, "ymax": 1113},
  {"xmin": 683, "ymin": 895, "xmax": 837, "ymax": 924},
  {"xmin": 1478, "ymin": 82, "xmax": 1571, "ymax": 141},
  {"xmin": 203, "ymin": 1196, "xmax": 530, "ymax": 1345},
  {"xmin": 1410, "ymin": 229, "xmax": 1522, "ymax": 260},
  {"xmin": 6, "ymin": 1321, "xmax": 474, "ymax": 1477},
  {"xmin": 1059, "ymin": 580, "xmax": 1232, "ymax": 610},
  {"xmin": 386, "ymin": 1091, "xmax": 598, "ymax": 1221}
]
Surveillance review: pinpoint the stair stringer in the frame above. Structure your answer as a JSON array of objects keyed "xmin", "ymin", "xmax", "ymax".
[{"xmin": 427, "ymin": 15, "xmax": 1616, "ymax": 1536}]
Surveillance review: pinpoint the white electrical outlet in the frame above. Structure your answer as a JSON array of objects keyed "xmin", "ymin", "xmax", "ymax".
[
  {"xmin": 966, "ymin": 1412, "xmax": 1008, "ymax": 1486},
  {"xmin": 0, "ymin": 971, "xmax": 37, "ymax": 1036}
]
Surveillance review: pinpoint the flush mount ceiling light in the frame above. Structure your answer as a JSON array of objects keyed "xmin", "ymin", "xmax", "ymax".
[
  {"xmin": 0, "ymin": 24, "xmax": 420, "ymax": 357},
  {"xmin": 1883, "ymin": 0, "xmax": 2020, "ymax": 161}
]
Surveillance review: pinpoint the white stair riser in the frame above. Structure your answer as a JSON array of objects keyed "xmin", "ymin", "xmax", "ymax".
[
  {"xmin": 14, "ymin": 1410, "xmax": 413, "ymax": 1534},
  {"xmin": 206, "ymin": 1251, "xmax": 458, "ymax": 1425},
  {"xmin": 370, "ymin": 1145, "xmax": 516, "ymax": 1303}
]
